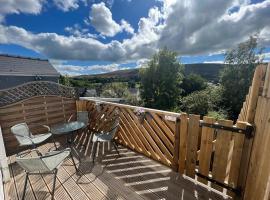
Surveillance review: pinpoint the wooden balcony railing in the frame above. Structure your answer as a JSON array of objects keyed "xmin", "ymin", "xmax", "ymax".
[{"xmin": 76, "ymin": 98, "xmax": 251, "ymax": 197}]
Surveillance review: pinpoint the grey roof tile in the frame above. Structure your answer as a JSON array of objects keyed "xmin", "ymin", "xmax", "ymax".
[{"xmin": 0, "ymin": 54, "xmax": 60, "ymax": 76}]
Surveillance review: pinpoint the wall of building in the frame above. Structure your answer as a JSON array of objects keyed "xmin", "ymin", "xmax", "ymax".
[{"xmin": 0, "ymin": 75, "xmax": 59, "ymax": 89}]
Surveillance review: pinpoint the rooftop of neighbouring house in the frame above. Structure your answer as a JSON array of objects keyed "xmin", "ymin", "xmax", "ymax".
[{"xmin": 0, "ymin": 54, "xmax": 60, "ymax": 76}]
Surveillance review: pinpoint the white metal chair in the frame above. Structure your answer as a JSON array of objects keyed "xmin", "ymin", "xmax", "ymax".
[
  {"xmin": 92, "ymin": 117, "xmax": 120, "ymax": 163},
  {"xmin": 16, "ymin": 148, "xmax": 71, "ymax": 200},
  {"xmin": 11, "ymin": 123, "xmax": 56, "ymax": 155}
]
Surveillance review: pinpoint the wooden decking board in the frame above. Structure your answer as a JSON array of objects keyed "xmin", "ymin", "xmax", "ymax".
[
  {"xmin": 4, "ymin": 139, "xmax": 229, "ymax": 200},
  {"xmin": 43, "ymin": 143, "xmax": 107, "ymax": 200},
  {"xmin": 4, "ymin": 157, "xmax": 19, "ymax": 200}
]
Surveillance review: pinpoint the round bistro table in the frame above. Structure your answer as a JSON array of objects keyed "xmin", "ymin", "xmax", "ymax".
[{"xmin": 51, "ymin": 121, "xmax": 85, "ymax": 170}]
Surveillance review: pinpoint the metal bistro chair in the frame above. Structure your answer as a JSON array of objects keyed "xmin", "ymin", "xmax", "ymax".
[
  {"xmin": 16, "ymin": 148, "xmax": 71, "ymax": 200},
  {"xmin": 11, "ymin": 123, "xmax": 56, "ymax": 155},
  {"xmin": 91, "ymin": 117, "xmax": 120, "ymax": 163},
  {"xmin": 75, "ymin": 111, "xmax": 90, "ymax": 149}
]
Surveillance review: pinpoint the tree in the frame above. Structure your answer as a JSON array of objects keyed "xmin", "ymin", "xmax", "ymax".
[
  {"xmin": 59, "ymin": 75, "xmax": 71, "ymax": 86},
  {"xmin": 140, "ymin": 48, "xmax": 184, "ymax": 110},
  {"xmin": 180, "ymin": 85, "xmax": 224, "ymax": 116},
  {"xmin": 220, "ymin": 36, "xmax": 264, "ymax": 119},
  {"xmin": 101, "ymin": 82, "xmax": 129, "ymax": 98},
  {"xmin": 180, "ymin": 85, "xmax": 226, "ymax": 117},
  {"xmin": 181, "ymin": 73, "xmax": 207, "ymax": 96}
]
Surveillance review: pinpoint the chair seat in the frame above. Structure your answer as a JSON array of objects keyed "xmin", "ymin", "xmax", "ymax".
[
  {"xmin": 92, "ymin": 133, "xmax": 114, "ymax": 142},
  {"xmin": 20, "ymin": 133, "xmax": 52, "ymax": 146}
]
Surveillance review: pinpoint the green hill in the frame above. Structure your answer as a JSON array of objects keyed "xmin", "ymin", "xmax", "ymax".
[{"xmin": 76, "ymin": 63, "xmax": 225, "ymax": 83}]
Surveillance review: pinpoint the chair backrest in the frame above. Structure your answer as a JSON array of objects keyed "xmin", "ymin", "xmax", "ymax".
[
  {"xmin": 77, "ymin": 111, "xmax": 89, "ymax": 125},
  {"xmin": 109, "ymin": 117, "xmax": 120, "ymax": 138},
  {"xmin": 11, "ymin": 123, "xmax": 32, "ymax": 144},
  {"xmin": 16, "ymin": 149, "xmax": 70, "ymax": 173},
  {"xmin": 16, "ymin": 156, "xmax": 49, "ymax": 172}
]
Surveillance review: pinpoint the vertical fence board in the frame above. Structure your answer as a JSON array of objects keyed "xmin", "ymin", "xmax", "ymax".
[
  {"xmin": 185, "ymin": 114, "xmax": 200, "ymax": 178},
  {"xmin": 198, "ymin": 116, "xmax": 215, "ymax": 184},
  {"xmin": 212, "ymin": 119, "xmax": 233, "ymax": 191},
  {"xmin": 228, "ymin": 122, "xmax": 246, "ymax": 190},
  {"xmin": 178, "ymin": 113, "xmax": 188, "ymax": 174}
]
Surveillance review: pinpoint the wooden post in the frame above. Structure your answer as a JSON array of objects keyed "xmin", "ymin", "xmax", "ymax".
[
  {"xmin": 246, "ymin": 65, "xmax": 266, "ymax": 122},
  {"xmin": 172, "ymin": 116, "xmax": 180, "ymax": 171}
]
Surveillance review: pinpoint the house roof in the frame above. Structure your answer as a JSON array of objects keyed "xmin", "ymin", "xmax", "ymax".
[{"xmin": 0, "ymin": 54, "xmax": 60, "ymax": 76}]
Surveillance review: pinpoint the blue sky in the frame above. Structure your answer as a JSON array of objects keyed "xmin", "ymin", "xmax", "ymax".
[{"xmin": 0, "ymin": 0, "xmax": 269, "ymax": 75}]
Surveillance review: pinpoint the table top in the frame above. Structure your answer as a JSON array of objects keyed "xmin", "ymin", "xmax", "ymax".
[{"xmin": 51, "ymin": 121, "xmax": 85, "ymax": 135}]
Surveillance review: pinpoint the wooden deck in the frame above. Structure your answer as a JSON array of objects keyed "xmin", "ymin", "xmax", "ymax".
[{"xmin": 4, "ymin": 137, "xmax": 230, "ymax": 200}]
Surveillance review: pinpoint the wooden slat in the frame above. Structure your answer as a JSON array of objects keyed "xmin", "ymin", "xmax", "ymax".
[
  {"xmin": 198, "ymin": 116, "xmax": 215, "ymax": 184},
  {"xmin": 178, "ymin": 113, "xmax": 188, "ymax": 174},
  {"xmin": 185, "ymin": 114, "xmax": 200, "ymax": 178},
  {"xmin": 228, "ymin": 122, "xmax": 246, "ymax": 189},
  {"xmin": 150, "ymin": 113, "xmax": 174, "ymax": 143},
  {"xmin": 119, "ymin": 111, "xmax": 145, "ymax": 153},
  {"xmin": 212, "ymin": 119, "xmax": 233, "ymax": 191},
  {"xmin": 144, "ymin": 114, "xmax": 174, "ymax": 154},
  {"xmin": 172, "ymin": 116, "xmax": 180, "ymax": 171}
]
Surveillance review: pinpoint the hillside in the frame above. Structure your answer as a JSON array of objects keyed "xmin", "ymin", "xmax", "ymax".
[{"xmin": 77, "ymin": 63, "xmax": 225, "ymax": 83}]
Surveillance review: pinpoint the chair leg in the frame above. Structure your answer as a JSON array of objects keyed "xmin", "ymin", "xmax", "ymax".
[
  {"xmin": 69, "ymin": 152, "xmax": 78, "ymax": 171},
  {"xmin": 51, "ymin": 169, "xmax": 58, "ymax": 200},
  {"xmin": 112, "ymin": 141, "xmax": 120, "ymax": 156},
  {"xmin": 92, "ymin": 141, "xmax": 98, "ymax": 164},
  {"xmin": 51, "ymin": 135, "xmax": 58, "ymax": 150},
  {"xmin": 22, "ymin": 173, "xmax": 29, "ymax": 200}
]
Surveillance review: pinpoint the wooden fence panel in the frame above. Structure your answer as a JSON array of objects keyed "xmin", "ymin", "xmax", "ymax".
[
  {"xmin": 0, "ymin": 96, "xmax": 77, "ymax": 155},
  {"xmin": 78, "ymin": 99, "xmax": 255, "ymax": 197},
  {"xmin": 244, "ymin": 97, "xmax": 270, "ymax": 200}
]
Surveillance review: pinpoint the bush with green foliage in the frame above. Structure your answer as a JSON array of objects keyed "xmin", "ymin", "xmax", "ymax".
[
  {"xmin": 207, "ymin": 110, "xmax": 228, "ymax": 120},
  {"xmin": 180, "ymin": 85, "xmax": 225, "ymax": 117},
  {"xmin": 59, "ymin": 75, "xmax": 71, "ymax": 86},
  {"xmin": 220, "ymin": 35, "xmax": 264, "ymax": 120},
  {"xmin": 181, "ymin": 73, "xmax": 207, "ymax": 96},
  {"xmin": 101, "ymin": 82, "xmax": 129, "ymax": 98},
  {"xmin": 140, "ymin": 48, "xmax": 184, "ymax": 110}
]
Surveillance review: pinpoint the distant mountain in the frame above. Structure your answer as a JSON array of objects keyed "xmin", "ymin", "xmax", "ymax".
[
  {"xmin": 77, "ymin": 63, "xmax": 225, "ymax": 82},
  {"xmin": 79, "ymin": 68, "xmax": 140, "ymax": 80}
]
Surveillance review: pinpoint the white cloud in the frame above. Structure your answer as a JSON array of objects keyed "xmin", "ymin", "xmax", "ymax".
[
  {"xmin": 50, "ymin": 59, "xmax": 124, "ymax": 75},
  {"xmin": 90, "ymin": 2, "xmax": 121, "ymax": 37},
  {"xmin": 158, "ymin": 0, "xmax": 270, "ymax": 55},
  {"xmin": 53, "ymin": 0, "xmax": 88, "ymax": 12},
  {"xmin": 87, "ymin": 63, "xmax": 120, "ymax": 72},
  {"xmin": 0, "ymin": 0, "xmax": 270, "ymax": 63},
  {"xmin": 50, "ymin": 59, "xmax": 85, "ymax": 75},
  {"xmin": 120, "ymin": 20, "xmax": 134, "ymax": 35},
  {"xmin": 203, "ymin": 60, "xmax": 224, "ymax": 64},
  {"xmin": 90, "ymin": 2, "xmax": 134, "ymax": 37},
  {"xmin": 136, "ymin": 59, "xmax": 149, "ymax": 68},
  {"xmin": 0, "ymin": 0, "xmax": 43, "ymax": 22},
  {"xmin": 64, "ymin": 24, "xmax": 98, "ymax": 38}
]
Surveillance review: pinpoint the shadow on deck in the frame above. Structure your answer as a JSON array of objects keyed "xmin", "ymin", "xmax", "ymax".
[{"xmin": 4, "ymin": 133, "xmax": 230, "ymax": 200}]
